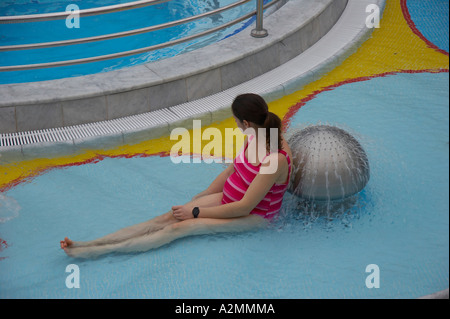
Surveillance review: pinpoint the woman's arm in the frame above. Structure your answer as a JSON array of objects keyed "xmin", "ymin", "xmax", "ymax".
[
  {"xmin": 198, "ymin": 170, "xmax": 280, "ymax": 218},
  {"xmin": 173, "ymin": 152, "xmax": 288, "ymax": 220},
  {"xmin": 191, "ymin": 136, "xmax": 248, "ymax": 200},
  {"xmin": 191, "ymin": 163, "xmax": 234, "ymax": 200}
]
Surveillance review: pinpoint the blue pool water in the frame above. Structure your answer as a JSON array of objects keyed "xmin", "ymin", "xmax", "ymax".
[
  {"xmin": 406, "ymin": 0, "xmax": 449, "ymax": 52},
  {"xmin": 0, "ymin": 72, "xmax": 448, "ymax": 298},
  {"xmin": 0, "ymin": 0, "xmax": 262, "ymax": 84}
]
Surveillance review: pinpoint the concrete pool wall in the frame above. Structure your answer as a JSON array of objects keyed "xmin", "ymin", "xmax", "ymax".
[
  {"xmin": 0, "ymin": 0, "xmax": 347, "ymax": 133},
  {"xmin": 0, "ymin": 0, "xmax": 385, "ymax": 162}
]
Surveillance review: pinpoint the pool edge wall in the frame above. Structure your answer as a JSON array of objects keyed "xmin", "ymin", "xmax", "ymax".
[{"xmin": 0, "ymin": 0, "xmax": 347, "ymax": 133}]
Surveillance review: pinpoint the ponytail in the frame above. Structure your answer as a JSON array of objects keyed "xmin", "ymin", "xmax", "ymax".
[
  {"xmin": 263, "ymin": 111, "xmax": 283, "ymax": 152},
  {"xmin": 232, "ymin": 93, "xmax": 283, "ymax": 153}
]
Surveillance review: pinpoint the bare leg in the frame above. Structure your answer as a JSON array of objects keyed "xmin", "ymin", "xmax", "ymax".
[
  {"xmin": 64, "ymin": 214, "xmax": 267, "ymax": 259},
  {"xmin": 61, "ymin": 212, "xmax": 176, "ymax": 249},
  {"xmin": 60, "ymin": 192, "xmax": 223, "ymax": 250}
]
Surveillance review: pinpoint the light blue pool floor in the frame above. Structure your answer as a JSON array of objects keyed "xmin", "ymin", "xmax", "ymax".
[{"xmin": 0, "ymin": 72, "xmax": 448, "ymax": 298}]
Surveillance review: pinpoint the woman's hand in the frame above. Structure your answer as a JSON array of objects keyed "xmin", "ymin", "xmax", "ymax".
[{"xmin": 171, "ymin": 204, "xmax": 194, "ymax": 220}]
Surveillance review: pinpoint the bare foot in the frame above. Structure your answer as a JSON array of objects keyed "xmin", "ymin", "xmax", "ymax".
[
  {"xmin": 63, "ymin": 245, "xmax": 108, "ymax": 259},
  {"xmin": 60, "ymin": 237, "xmax": 93, "ymax": 258},
  {"xmin": 60, "ymin": 237, "xmax": 74, "ymax": 249}
]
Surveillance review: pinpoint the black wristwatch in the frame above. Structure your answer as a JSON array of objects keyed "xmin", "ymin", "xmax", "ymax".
[{"xmin": 192, "ymin": 207, "xmax": 200, "ymax": 218}]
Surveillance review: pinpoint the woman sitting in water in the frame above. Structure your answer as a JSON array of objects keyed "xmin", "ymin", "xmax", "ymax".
[{"xmin": 60, "ymin": 93, "xmax": 293, "ymax": 258}]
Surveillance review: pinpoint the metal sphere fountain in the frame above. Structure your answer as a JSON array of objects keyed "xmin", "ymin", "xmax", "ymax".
[{"xmin": 287, "ymin": 125, "xmax": 370, "ymax": 202}]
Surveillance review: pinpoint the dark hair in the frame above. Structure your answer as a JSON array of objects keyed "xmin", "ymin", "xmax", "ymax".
[{"xmin": 231, "ymin": 93, "xmax": 283, "ymax": 152}]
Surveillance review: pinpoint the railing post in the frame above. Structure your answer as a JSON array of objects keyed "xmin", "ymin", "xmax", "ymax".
[{"xmin": 251, "ymin": 0, "xmax": 268, "ymax": 38}]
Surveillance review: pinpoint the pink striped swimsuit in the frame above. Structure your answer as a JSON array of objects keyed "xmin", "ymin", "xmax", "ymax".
[{"xmin": 221, "ymin": 135, "xmax": 292, "ymax": 220}]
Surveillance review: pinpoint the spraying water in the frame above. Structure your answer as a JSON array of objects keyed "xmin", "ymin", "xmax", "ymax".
[{"xmin": 284, "ymin": 125, "xmax": 370, "ymax": 222}]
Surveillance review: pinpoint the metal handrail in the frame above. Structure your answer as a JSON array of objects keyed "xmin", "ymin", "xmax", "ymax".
[
  {"xmin": 0, "ymin": 0, "xmax": 252, "ymax": 51},
  {"xmin": 251, "ymin": 0, "xmax": 268, "ymax": 37},
  {"xmin": 0, "ymin": 0, "xmax": 280, "ymax": 72},
  {"xmin": 0, "ymin": 0, "xmax": 171, "ymax": 23}
]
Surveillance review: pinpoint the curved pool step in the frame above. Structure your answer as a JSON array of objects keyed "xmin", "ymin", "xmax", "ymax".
[
  {"xmin": 0, "ymin": 0, "xmax": 337, "ymax": 133},
  {"xmin": 0, "ymin": 0, "xmax": 385, "ymax": 160}
]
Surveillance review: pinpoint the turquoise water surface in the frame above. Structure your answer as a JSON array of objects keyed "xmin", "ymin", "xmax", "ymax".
[
  {"xmin": 0, "ymin": 0, "xmax": 262, "ymax": 84},
  {"xmin": 1, "ymin": 72, "xmax": 448, "ymax": 298}
]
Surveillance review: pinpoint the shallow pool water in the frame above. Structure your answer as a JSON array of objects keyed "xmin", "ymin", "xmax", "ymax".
[{"xmin": 0, "ymin": 72, "xmax": 448, "ymax": 298}]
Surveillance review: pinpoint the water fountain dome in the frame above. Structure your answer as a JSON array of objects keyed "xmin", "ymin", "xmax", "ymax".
[{"xmin": 287, "ymin": 125, "xmax": 370, "ymax": 201}]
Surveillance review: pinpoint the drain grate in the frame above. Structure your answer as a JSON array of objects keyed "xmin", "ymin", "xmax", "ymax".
[{"xmin": 0, "ymin": 108, "xmax": 180, "ymax": 147}]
